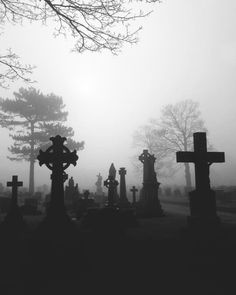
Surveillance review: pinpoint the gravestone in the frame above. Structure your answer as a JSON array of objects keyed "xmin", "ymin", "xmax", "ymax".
[
  {"xmin": 118, "ymin": 168, "xmax": 130, "ymax": 207},
  {"xmin": 104, "ymin": 163, "xmax": 119, "ymax": 207},
  {"xmin": 37, "ymin": 135, "xmax": 78, "ymax": 224},
  {"xmin": 3, "ymin": 175, "xmax": 25, "ymax": 229},
  {"xmin": 138, "ymin": 150, "xmax": 164, "ymax": 217},
  {"xmin": 176, "ymin": 132, "xmax": 225, "ymax": 228},
  {"xmin": 130, "ymin": 186, "xmax": 138, "ymax": 206}
]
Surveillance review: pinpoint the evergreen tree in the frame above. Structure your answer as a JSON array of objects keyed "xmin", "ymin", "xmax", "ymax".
[{"xmin": 0, "ymin": 87, "xmax": 84, "ymax": 195}]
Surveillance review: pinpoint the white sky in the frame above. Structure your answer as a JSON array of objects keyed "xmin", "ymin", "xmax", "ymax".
[{"xmin": 1, "ymin": 0, "xmax": 236, "ymax": 191}]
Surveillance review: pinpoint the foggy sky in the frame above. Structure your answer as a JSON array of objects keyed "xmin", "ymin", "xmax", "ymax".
[{"xmin": 1, "ymin": 0, "xmax": 236, "ymax": 191}]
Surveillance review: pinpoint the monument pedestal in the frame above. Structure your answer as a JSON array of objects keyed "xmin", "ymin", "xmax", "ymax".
[
  {"xmin": 137, "ymin": 185, "xmax": 164, "ymax": 218},
  {"xmin": 187, "ymin": 189, "xmax": 220, "ymax": 230}
]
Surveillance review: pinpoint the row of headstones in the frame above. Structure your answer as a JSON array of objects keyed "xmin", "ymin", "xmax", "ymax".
[{"xmin": 2, "ymin": 132, "xmax": 226, "ymax": 229}]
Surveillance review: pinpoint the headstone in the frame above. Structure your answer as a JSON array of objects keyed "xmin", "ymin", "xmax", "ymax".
[
  {"xmin": 138, "ymin": 150, "xmax": 164, "ymax": 217},
  {"xmin": 130, "ymin": 186, "xmax": 138, "ymax": 205},
  {"xmin": 118, "ymin": 168, "xmax": 130, "ymax": 207},
  {"xmin": 104, "ymin": 163, "xmax": 119, "ymax": 207},
  {"xmin": 37, "ymin": 135, "xmax": 78, "ymax": 222},
  {"xmin": 176, "ymin": 132, "xmax": 225, "ymax": 228}
]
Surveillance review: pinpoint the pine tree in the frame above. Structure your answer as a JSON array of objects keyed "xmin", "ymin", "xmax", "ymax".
[{"xmin": 0, "ymin": 87, "xmax": 84, "ymax": 195}]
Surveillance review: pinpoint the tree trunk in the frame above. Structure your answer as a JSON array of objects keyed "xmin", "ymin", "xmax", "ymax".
[
  {"xmin": 29, "ymin": 158, "xmax": 34, "ymax": 196},
  {"xmin": 184, "ymin": 138, "xmax": 192, "ymax": 191},
  {"xmin": 184, "ymin": 162, "xmax": 192, "ymax": 191},
  {"xmin": 29, "ymin": 123, "xmax": 35, "ymax": 196}
]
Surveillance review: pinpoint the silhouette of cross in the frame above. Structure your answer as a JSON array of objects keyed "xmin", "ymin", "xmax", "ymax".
[
  {"xmin": 37, "ymin": 135, "xmax": 78, "ymax": 214},
  {"xmin": 130, "ymin": 186, "xmax": 138, "ymax": 204},
  {"xmin": 38, "ymin": 135, "xmax": 78, "ymax": 172},
  {"xmin": 176, "ymin": 132, "xmax": 225, "ymax": 191},
  {"xmin": 7, "ymin": 175, "xmax": 23, "ymax": 207}
]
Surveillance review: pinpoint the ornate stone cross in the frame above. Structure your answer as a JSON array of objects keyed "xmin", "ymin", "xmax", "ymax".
[
  {"xmin": 176, "ymin": 132, "xmax": 225, "ymax": 192},
  {"xmin": 130, "ymin": 186, "xmax": 138, "ymax": 205},
  {"xmin": 7, "ymin": 175, "xmax": 23, "ymax": 208},
  {"xmin": 37, "ymin": 135, "xmax": 78, "ymax": 216}
]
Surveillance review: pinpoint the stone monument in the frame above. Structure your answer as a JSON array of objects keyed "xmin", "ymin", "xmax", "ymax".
[
  {"xmin": 138, "ymin": 149, "xmax": 163, "ymax": 217},
  {"xmin": 37, "ymin": 135, "xmax": 78, "ymax": 224},
  {"xmin": 176, "ymin": 132, "xmax": 225, "ymax": 228}
]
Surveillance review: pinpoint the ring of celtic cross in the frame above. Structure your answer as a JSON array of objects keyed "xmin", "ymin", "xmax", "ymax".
[{"xmin": 44, "ymin": 144, "xmax": 72, "ymax": 171}]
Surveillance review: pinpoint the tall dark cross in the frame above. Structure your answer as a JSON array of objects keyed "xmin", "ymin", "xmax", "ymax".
[
  {"xmin": 104, "ymin": 163, "xmax": 119, "ymax": 207},
  {"xmin": 176, "ymin": 132, "xmax": 225, "ymax": 191},
  {"xmin": 7, "ymin": 175, "xmax": 23, "ymax": 208},
  {"xmin": 37, "ymin": 135, "xmax": 78, "ymax": 215},
  {"xmin": 130, "ymin": 186, "xmax": 138, "ymax": 205},
  {"xmin": 119, "ymin": 168, "xmax": 128, "ymax": 203}
]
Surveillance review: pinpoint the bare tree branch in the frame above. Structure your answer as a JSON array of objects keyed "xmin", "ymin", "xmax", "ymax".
[{"xmin": 0, "ymin": 49, "xmax": 35, "ymax": 88}]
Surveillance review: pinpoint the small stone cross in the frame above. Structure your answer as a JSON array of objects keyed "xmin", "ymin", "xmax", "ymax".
[{"xmin": 7, "ymin": 175, "xmax": 23, "ymax": 207}]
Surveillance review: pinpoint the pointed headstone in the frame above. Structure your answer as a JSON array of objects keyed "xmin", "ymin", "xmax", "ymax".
[{"xmin": 104, "ymin": 163, "xmax": 119, "ymax": 207}]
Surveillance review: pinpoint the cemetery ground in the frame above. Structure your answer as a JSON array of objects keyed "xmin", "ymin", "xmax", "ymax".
[{"xmin": 0, "ymin": 203, "xmax": 236, "ymax": 295}]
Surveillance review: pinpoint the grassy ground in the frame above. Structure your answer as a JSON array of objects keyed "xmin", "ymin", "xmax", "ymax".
[{"xmin": 0, "ymin": 206, "xmax": 236, "ymax": 295}]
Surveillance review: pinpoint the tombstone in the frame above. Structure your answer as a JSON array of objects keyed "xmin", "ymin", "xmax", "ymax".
[
  {"xmin": 2, "ymin": 175, "xmax": 25, "ymax": 229},
  {"xmin": 104, "ymin": 163, "xmax": 119, "ymax": 207},
  {"xmin": 130, "ymin": 186, "xmax": 138, "ymax": 206},
  {"xmin": 37, "ymin": 135, "xmax": 78, "ymax": 225},
  {"xmin": 176, "ymin": 132, "xmax": 225, "ymax": 228},
  {"xmin": 118, "ymin": 168, "xmax": 130, "ymax": 207},
  {"xmin": 138, "ymin": 150, "xmax": 164, "ymax": 217}
]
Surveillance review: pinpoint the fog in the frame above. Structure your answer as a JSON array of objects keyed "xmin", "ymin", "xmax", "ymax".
[{"xmin": 1, "ymin": 0, "xmax": 236, "ymax": 191}]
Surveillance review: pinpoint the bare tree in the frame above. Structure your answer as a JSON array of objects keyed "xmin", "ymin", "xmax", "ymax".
[
  {"xmin": 0, "ymin": 49, "xmax": 34, "ymax": 88},
  {"xmin": 152, "ymin": 99, "xmax": 207, "ymax": 189},
  {"xmin": 133, "ymin": 100, "xmax": 207, "ymax": 187},
  {"xmin": 132, "ymin": 124, "xmax": 177, "ymax": 178},
  {"xmin": 0, "ymin": 0, "xmax": 161, "ymax": 86},
  {"xmin": 1, "ymin": 0, "xmax": 161, "ymax": 53}
]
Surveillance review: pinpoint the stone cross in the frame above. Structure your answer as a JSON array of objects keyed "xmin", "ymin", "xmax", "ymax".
[
  {"xmin": 176, "ymin": 132, "xmax": 225, "ymax": 191},
  {"xmin": 37, "ymin": 135, "xmax": 78, "ymax": 215},
  {"xmin": 130, "ymin": 186, "xmax": 138, "ymax": 205},
  {"xmin": 104, "ymin": 164, "xmax": 119, "ymax": 207},
  {"xmin": 119, "ymin": 168, "xmax": 127, "ymax": 203},
  {"xmin": 7, "ymin": 175, "xmax": 23, "ymax": 208}
]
